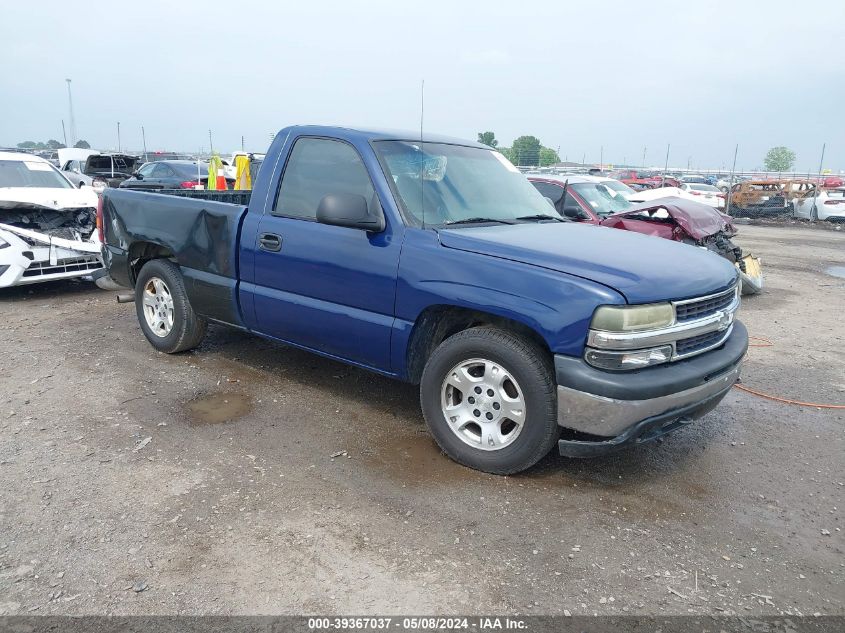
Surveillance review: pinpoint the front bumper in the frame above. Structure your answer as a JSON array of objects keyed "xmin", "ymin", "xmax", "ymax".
[
  {"xmin": 0, "ymin": 225, "xmax": 103, "ymax": 289},
  {"xmin": 555, "ymin": 321, "xmax": 748, "ymax": 457}
]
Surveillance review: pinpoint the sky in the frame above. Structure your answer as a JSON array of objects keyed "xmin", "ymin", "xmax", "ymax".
[{"xmin": 1, "ymin": 0, "xmax": 843, "ymax": 172}]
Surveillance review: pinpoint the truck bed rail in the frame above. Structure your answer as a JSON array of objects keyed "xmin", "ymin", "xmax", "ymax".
[{"xmin": 154, "ymin": 189, "xmax": 252, "ymax": 206}]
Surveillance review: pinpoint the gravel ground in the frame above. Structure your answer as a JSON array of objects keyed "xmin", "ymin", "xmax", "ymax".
[{"xmin": 0, "ymin": 224, "xmax": 842, "ymax": 617}]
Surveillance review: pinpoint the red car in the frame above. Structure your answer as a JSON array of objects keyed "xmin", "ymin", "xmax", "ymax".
[
  {"xmin": 528, "ymin": 175, "xmax": 762, "ymax": 294},
  {"xmin": 607, "ymin": 169, "xmax": 681, "ymax": 189}
]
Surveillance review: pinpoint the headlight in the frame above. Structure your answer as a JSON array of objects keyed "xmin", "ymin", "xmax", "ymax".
[
  {"xmin": 92, "ymin": 178, "xmax": 108, "ymax": 190},
  {"xmin": 585, "ymin": 345, "xmax": 673, "ymax": 371},
  {"xmin": 591, "ymin": 303, "xmax": 674, "ymax": 332}
]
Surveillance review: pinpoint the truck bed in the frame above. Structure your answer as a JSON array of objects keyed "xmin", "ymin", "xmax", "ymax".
[
  {"xmin": 151, "ymin": 189, "xmax": 253, "ymax": 206},
  {"xmin": 101, "ymin": 188, "xmax": 249, "ymax": 326}
]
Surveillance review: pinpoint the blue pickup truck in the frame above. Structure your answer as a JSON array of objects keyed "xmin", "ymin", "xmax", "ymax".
[{"xmin": 99, "ymin": 125, "xmax": 747, "ymax": 474}]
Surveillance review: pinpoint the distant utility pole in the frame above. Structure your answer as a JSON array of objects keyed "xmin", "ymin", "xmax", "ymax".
[
  {"xmin": 642, "ymin": 146, "xmax": 647, "ymax": 168},
  {"xmin": 687, "ymin": 156, "xmax": 691, "ymax": 171},
  {"xmin": 661, "ymin": 144, "xmax": 670, "ymax": 186},
  {"xmin": 141, "ymin": 126, "xmax": 148, "ymax": 162},
  {"xmin": 208, "ymin": 129, "xmax": 214, "ymax": 154},
  {"xmin": 241, "ymin": 135, "xmax": 245, "ymax": 151},
  {"xmin": 600, "ymin": 145, "xmax": 603, "ymax": 170},
  {"xmin": 726, "ymin": 144, "xmax": 739, "ymax": 213},
  {"xmin": 61, "ymin": 120, "xmax": 67, "ymax": 147},
  {"xmin": 117, "ymin": 121, "xmax": 121, "ymax": 152},
  {"xmin": 65, "ymin": 79, "xmax": 77, "ymax": 147}
]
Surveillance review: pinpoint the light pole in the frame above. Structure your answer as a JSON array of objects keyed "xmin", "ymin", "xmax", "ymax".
[
  {"xmin": 117, "ymin": 121, "xmax": 121, "ymax": 152},
  {"xmin": 65, "ymin": 79, "xmax": 77, "ymax": 147}
]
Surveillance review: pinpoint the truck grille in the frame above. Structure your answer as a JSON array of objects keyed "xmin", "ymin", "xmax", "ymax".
[
  {"xmin": 675, "ymin": 328, "xmax": 730, "ymax": 357},
  {"xmin": 22, "ymin": 256, "xmax": 102, "ymax": 278},
  {"xmin": 674, "ymin": 286, "xmax": 737, "ymax": 322}
]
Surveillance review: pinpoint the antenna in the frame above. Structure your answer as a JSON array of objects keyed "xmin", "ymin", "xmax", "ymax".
[{"xmin": 420, "ymin": 79, "xmax": 425, "ymax": 229}]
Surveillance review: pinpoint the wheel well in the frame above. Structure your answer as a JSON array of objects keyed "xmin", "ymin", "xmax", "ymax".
[
  {"xmin": 128, "ymin": 242, "xmax": 177, "ymax": 285},
  {"xmin": 405, "ymin": 306, "xmax": 551, "ymax": 384}
]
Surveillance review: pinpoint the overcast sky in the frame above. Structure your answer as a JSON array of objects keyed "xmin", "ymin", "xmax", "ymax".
[{"xmin": 2, "ymin": 0, "xmax": 843, "ymax": 172}]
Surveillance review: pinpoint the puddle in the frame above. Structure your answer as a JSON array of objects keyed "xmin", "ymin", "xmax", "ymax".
[
  {"xmin": 186, "ymin": 393, "xmax": 253, "ymax": 425},
  {"xmin": 826, "ymin": 265, "xmax": 845, "ymax": 279}
]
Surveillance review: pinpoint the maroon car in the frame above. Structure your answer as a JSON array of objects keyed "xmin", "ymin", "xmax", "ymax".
[
  {"xmin": 528, "ymin": 175, "xmax": 762, "ymax": 294},
  {"xmin": 607, "ymin": 169, "xmax": 681, "ymax": 189}
]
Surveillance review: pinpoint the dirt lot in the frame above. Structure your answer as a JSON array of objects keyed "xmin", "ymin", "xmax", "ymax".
[{"xmin": 0, "ymin": 224, "xmax": 842, "ymax": 617}]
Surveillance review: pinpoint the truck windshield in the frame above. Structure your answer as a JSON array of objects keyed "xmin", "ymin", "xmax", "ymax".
[
  {"xmin": 374, "ymin": 141, "xmax": 557, "ymax": 226},
  {"xmin": 0, "ymin": 160, "xmax": 74, "ymax": 189}
]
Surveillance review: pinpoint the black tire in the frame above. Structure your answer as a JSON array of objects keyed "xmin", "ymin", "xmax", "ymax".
[
  {"xmin": 419, "ymin": 327, "xmax": 559, "ymax": 475},
  {"xmin": 134, "ymin": 259, "xmax": 207, "ymax": 353}
]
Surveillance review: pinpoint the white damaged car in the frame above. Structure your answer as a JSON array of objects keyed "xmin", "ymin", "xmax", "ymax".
[{"xmin": 0, "ymin": 151, "xmax": 103, "ymax": 288}]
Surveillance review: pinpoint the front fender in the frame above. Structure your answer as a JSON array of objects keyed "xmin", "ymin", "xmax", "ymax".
[{"xmin": 392, "ymin": 229, "xmax": 624, "ymax": 372}]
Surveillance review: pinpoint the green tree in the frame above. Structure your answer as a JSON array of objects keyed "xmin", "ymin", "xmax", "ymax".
[
  {"xmin": 539, "ymin": 147, "xmax": 561, "ymax": 167},
  {"xmin": 46, "ymin": 139, "xmax": 66, "ymax": 150},
  {"xmin": 763, "ymin": 146, "xmax": 795, "ymax": 172},
  {"xmin": 498, "ymin": 147, "xmax": 515, "ymax": 163},
  {"xmin": 74, "ymin": 139, "xmax": 91, "ymax": 149},
  {"xmin": 477, "ymin": 131, "xmax": 498, "ymax": 148},
  {"xmin": 16, "ymin": 141, "xmax": 38, "ymax": 149},
  {"xmin": 511, "ymin": 135, "xmax": 542, "ymax": 166}
]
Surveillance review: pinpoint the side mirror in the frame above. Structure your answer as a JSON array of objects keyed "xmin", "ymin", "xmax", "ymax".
[
  {"xmin": 316, "ymin": 194, "xmax": 385, "ymax": 232},
  {"xmin": 134, "ymin": 172, "xmax": 143, "ymax": 180},
  {"xmin": 78, "ymin": 181, "xmax": 86, "ymax": 188},
  {"xmin": 563, "ymin": 204, "xmax": 586, "ymax": 220}
]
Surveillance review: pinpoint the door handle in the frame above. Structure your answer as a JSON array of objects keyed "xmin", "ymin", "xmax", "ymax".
[{"xmin": 258, "ymin": 232, "xmax": 282, "ymax": 252}]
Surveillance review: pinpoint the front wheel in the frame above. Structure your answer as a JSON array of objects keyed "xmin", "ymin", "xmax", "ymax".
[
  {"xmin": 135, "ymin": 259, "xmax": 207, "ymax": 353},
  {"xmin": 420, "ymin": 327, "xmax": 559, "ymax": 475}
]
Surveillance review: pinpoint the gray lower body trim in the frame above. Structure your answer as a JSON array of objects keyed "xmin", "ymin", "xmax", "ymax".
[{"xmin": 557, "ymin": 362, "xmax": 741, "ymax": 437}]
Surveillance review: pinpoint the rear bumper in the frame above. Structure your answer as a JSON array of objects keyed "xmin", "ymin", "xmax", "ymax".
[{"xmin": 555, "ymin": 321, "xmax": 748, "ymax": 456}]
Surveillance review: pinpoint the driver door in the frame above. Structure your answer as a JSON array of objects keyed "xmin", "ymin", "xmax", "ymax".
[{"xmin": 248, "ymin": 137, "xmax": 402, "ymax": 371}]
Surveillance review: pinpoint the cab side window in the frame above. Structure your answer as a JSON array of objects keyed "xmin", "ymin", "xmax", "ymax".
[{"xmin": 273, "ymin": 138, "xmax": 375, "ymax": 220}]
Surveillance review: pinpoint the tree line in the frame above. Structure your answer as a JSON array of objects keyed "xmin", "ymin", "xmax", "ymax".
[
  {"xmin": 15, "ymin": 139, "xmax": 91, "ymax": 150},
  {"xmin": 477, "ymin": 132, "xmax": 560, "ymax": 167},
  {"xmin": 480, "ymin": 132, "xmax": 800, "ymax": 173}
]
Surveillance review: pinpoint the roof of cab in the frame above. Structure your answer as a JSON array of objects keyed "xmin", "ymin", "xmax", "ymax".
[{"xmin": 276, "ymin": 125, "xmax": 489, "ymax": 149}]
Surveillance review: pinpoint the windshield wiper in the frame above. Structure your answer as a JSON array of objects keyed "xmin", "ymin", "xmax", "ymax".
[
  {"xmin": 515, "ymin": 214, "xmax": 566, "ymax": 222},
  {"xmin": 443, "ymin": 217, "xmax": 516, "ymax": 226}
]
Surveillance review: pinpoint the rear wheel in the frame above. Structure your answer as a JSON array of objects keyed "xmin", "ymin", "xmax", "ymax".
[
  {"xmin": 135, "ymin": 259, "xmax": 207, "ymax": 353},
  {"xmin": 420, "ymin": 327, "xmax": 559, "ymax": 475}
]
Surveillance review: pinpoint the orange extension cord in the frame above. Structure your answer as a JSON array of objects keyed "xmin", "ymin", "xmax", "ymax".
[{"xmin": 734, "ymin": 336, "xmax": 845, "ymax": 409}]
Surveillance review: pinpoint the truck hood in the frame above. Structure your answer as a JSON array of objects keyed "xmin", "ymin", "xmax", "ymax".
[
  {"xmin": 0, "ymin": 187, "xmax": 99, "ymax": 210},
  {"xmin": 609, "ymin": 196, "xmax": 731, "ymax": 240},
  {"xmin": 437, "ymin": 223, "xmax": 737, "ymax": 304}
]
